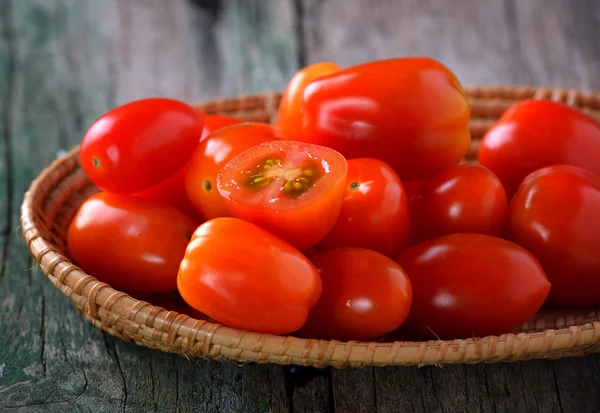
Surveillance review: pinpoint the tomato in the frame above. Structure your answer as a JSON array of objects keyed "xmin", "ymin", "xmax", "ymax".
[
  {"xmin": 277, "ymin": 62, "xmax": 341, "ymax": 139},
  {"xmin": 299, "ymin": 247, "xmax": 412, "ymax": 341},
  {"xmin": 479, "ymin": 99, "xmax": 600, "ymax": 197},
  {"xmin": 507, "ymin": 165, "xmax": 600, "ymax": 306},
  {"xmin": 66, "ymin": 192, "xmax": 197, "ymax": 295},
  {"xmin": 80, "ymin": 98, "xmax": 204, "ymax": 194},
  {"xmin": 177, "ymin": 218, "xmax": 321, "ymax": 335},
  {"xmin": 217, "ymin": 140, "xmax": 348, "ymax": 249},
  {"xmin": 200, "ymin": 114, "xmax": 243, "ymax": 142},
  {"xmin": 410, "ymin": 164, "xmax": 507, "ymax": 243},
  {"xmin": 300, "ymin": 57, "xmax": 471, "ymax": 180},
  {"xmin": 185, "ymin": 122, "xmax": 281, "ymax": 221},
  {"xmin": 397, "ymin": 234, "xmax": 550, "ymax": 339},
  {"xmin": 318, "ymin": 158, "xmax": 411, "ymax": 257}
]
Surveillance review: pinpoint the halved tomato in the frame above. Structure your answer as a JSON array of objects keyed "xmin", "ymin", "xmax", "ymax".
[{"xmin": 217, "ymin": 140, "xmax": 348, "ymax": 249}]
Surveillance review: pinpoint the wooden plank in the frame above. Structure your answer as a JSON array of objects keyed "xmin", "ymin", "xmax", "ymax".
[{"xmin": 283, "ymin": 366, "xmax": 332, "ymax": 413}]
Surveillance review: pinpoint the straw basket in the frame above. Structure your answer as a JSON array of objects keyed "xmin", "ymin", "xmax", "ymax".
[{"xmin": 20, "ymin": 86, "xmax": 600, "ymax": 368}]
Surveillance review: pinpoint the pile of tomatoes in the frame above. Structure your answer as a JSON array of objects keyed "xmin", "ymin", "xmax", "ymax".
[{"xmin": 66, "ymin": 57, "xmax": 600, "ymax": 342}]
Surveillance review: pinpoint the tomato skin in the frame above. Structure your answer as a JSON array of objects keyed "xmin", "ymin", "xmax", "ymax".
[
  {"xmin": 479, "ymin": 99, "xmax": 600, "ymax": 197},
  {"xmin": 66, "ymin": 192, "xmax": 197, "ymax": 295},
  {"xmin": 185, "ymin": 123, "xmax": 281, "ymax": 221},
  {"xmin": 299, "ymin": 247, "xmax": 412, "ymax": 341},
  {"xmin": 177, "ymin": 218, "xmax": 321, "ymax": 335},
  {"xmin": 318, "ymin": 158, "xmax": 411, "ymax": 257},
  {"xmin": 217, "ymin": 140, "xmax": 348, "ymax": 250},
  {"xmin": 278, "ymin": 62, "xmax": 341, "ymax": 139},
  {"xmin": 80, "ymin": 98, "xmax": 204, "ymax": 194},
  {"xmin": 397, "ymin": 234, "xmax": 550, "ymax": 339},
  {"xmin": 301, "ymin": 57, "xmax": 471, "ymax": 180},
  {"xmin": 508, "ymin": 165, "xmax": 600, "ymax": 306},
  {"xmin": 410, "ymin": 164, "xmax": 507, "ymax": 243},
  {"xmin": 200, "ymin": 114, "xmax": 242, "ymax": 142}
]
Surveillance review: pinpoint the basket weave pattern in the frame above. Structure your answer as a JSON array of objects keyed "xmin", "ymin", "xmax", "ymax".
[{"xmin": 20, "ymin": 86, "xmax": 600, "ymax": 367}]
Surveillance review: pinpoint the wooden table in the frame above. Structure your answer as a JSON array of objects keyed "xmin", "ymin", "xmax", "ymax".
[{"xmin": 1, "ymin": 1, "xmax": 600, "ymax": 412}]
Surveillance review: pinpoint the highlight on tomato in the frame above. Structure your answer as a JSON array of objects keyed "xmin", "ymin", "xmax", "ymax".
[
  {"xmin": 177, "ymin": 218, "xmax": 321, "ymax": 335},
  {"xmin": 217, "ymin": 140, "xmax": 348, "ymax": 249}
]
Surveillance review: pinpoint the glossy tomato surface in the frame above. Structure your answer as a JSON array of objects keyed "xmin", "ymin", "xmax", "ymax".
[
  {"xmin": 278, "ymin": 62, "xmax": 341, "ymax": 139},
  {"xmin": 80, "ymin": 98, "xmax": 204, "ymax": 194},
  {"xmin": 217, "ymin": 140, "xmax": 348, "ymax": 249},
  {"xmin": 397, "ymin": 234, "xmax": 550, "ymax": 339},
  {"xmin": 479, "ymin": 99, "xmax": 600, "ymax": 197},
  {"xmin": 299, "ymin": 247, "xmax": 412, "ymax": 341},
  {"xmin": 301, "ymin": 57, "xmax": 471, "ymax": 180},
  {"xmin": 318, "ymin": 158, "xmax": 411, "ymax": 257},
  {"xmin": 67, "ymin": 192, "xmax": 197, "ymax": 295},
  {"xmin": 508, "ymin": 165, "xmax": 600, "ymax": 306},
  {"xmin": 200, "ymin": 114, "xmax": 243, "ymax": 142},
  {"xmin": 177, "ymin": 218, "xmax": 321, "ymax": 335},
  {"xmin": 185, "ymin": 122, "xmax": 280, "ymax": 220},
  {"xmin": 410, "ymin": 164, "xmax": 507, "ymax": 243}
]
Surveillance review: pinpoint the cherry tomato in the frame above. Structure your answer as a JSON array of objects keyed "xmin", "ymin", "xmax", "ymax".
[
  {"xmin": 217, "ymin": 140, "xmax": 348, "ymax": 249},
  {"xmin": 410, "ymin": 164, "xmax": 507, "ymax": 243},
  {"xmin": 67, "ymin": 192, "xmax": 197, "ymax": 295},
  {"xmin": 299, "ymin": 247, "xmax": 412, "ymax": 341},
  {"xmin": 177, "ymin": 218, "xmax": 321, "ymax": 335},
  {"xmin": 318, "ymin": 158, "xmax": 411, "ymax": 257},
  {"xmin": 397, "ymin": 233, "xmax": 550, "ymax": 339},
  {"xmin": 185, "ymin": 122, "xmax": 281, "ymax": 221},
  {"xmin": 300, "ymin": 57, "xmax": 471, "ymax": 180},
  {"xmin": 277, "ymin": 62, "xmax": 341, "ymax": 139},
  {"xmin": 80, "ymin": 98, "xmax": 204, "ymax": 194},
  {"xmin": 508, "ymin": 165, "xmax": 600, "ymax": 306},
  {"xmin": 479, "ymin": 99, "xmax": 600, "ymax": 197},
  {"xmin": 200, "ymin": 114, "xmax": 243, "ymax": 142}
]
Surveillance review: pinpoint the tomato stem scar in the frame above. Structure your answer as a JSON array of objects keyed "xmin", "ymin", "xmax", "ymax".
[
  {"xmin": 349, "ymin": 182, "xmax": 361, "ymax": 191},
  {"xmin": 92, "ymin": 157, "xmax": 101, "ymax": 168}
]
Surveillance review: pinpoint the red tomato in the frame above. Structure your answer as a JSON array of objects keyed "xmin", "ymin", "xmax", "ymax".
[
  {"xmin": 299, "ymin": 247, "xmax": 412, "ymax": 341},
  {"xmin": 200, "ymin": 114, "xmax": 243, "ymax": 142},
  {"xmin": 217, "ymin": 140, "xmax": 348, "ymax": 249},
  {"xmin": 300, "ymin": 57, "xmax": 471, "ymax": 180},
  {"xmin": 277, "ymin": 62, "xmax": 341, "ymax": 139},
  {"xmin": 185, "ymin": 123, "xmax": 281, "ymax": 221},
  {"xmin": 508, "ymin": 165, "xmax": 600, "ymax": 306},
  {"xmin": 397, "ymin": 234, "xmax": 550, "ymax": 339},
  {"xmin": 410, "ymin": 164, "xmax": 507, "ymax": 243},
  {"xmin": 479, "ymin": 99, "xmax": 600, "ymax": 197},
  {"xmin": 177, "ymin": 218, "xmax": 321, "ymax": 335},
  {"xmin": 67, "ymin": 192, "xmax": 197, "ymax": 295},
  {"xmin": 80, "ymin": 98, "xmax": 204, "ymax": 194},
  {"xmin": 318, "ymin": 158, "xmax": 411, "ymax": 257}
]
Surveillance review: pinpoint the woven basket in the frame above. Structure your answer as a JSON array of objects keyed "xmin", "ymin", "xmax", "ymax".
[{"xmin": 21, "ymin": 86, "xmax": 600, "ymax": 368}]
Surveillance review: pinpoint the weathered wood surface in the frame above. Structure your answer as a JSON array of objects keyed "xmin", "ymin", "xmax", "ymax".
[{"xmin": 1, "ymin": 0, "xmax": 600, "ymax": 412}]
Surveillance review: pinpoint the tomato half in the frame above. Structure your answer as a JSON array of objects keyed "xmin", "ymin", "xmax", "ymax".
[
  {"xmin": 508, "ymin": 165, "xmax": 600, "ymax": 306},
  {"xmin": 478, "ymin": 99, "xmax": 600, "ymax": 197},
  {"xmin": 200, "ymin": 114, "xmax": 243, "ymax": 142},
  {"xmin": 318, "ymin": 158, "xmax": 411, "ymax": 257},
  {"xmin": 410, "ymin": 164, "xmax": 507, "ymax": 243},
  {"xmin": 185, "ymin": 122, "xmax": 281, "ymax": 221},
  {"xmin": 217, "ymin": 140, "xmax": 348, "ymax": 249},
  {"xmin": 277, "ymin": 62, "xmax": 341, "ymax": 139},
  {"xmin": 80, "ymin": 98, "xmax": 204, "ymax": 194},
  {"xmin": 67, "ymin": 192, "xmax": 197, "ymax": 295},
  {"xmin": 397, "ymin": 234, "xmax": 550, "ymax": 339},
  {"xmin": 177, "ymin": 218, "xmax": 321, "ymax": 335},
  {"xmin": 299, "ymin": 247, "xmax": 412, "ymax": 341},
  {"xmin": 300, "ymin": 57, "xmax": 471, "ymax": 180}
]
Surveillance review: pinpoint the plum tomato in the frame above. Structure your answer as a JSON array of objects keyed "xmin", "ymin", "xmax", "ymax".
[
  {"xmin": 66, "ymin": 192, "xmax": 197, "ymax": 295},
  {"xmin": 185, "ymin": 122, "xmax": 281, "ymax": 221},
  {"xmin": 217, "ymin": 140, "xmax": 348, "ymax": 250},
  {"xmin": 478, "ymin": 99, "xmax": 600, "ymax": 197},
  {"xmin": 277, "ymin": 61, "xmax": 341, "ymax": 139},
  {"xmin": 80, "ymin": 98, "xmax": 204, "ymax": 194},
  {"xmin": 300, "ymin": 57, "xmax": 471, "ymax": 180},
  {"xmin": 299, "ymin": 247, "xmax": 412, "ymax": 341},
  {"xmin": 318, "ymin": 158, "xmax": 411, "ymax": 257},
  {"xmin": 508, "ymin": 165, "xmax": 600, "ymax": 306},
  {"xmin": 397, "ymin": 233, "xmax": 551, "ymax": 339},
  {"xmin": 177, "ymin": 218, "xmax": 321, "ymax": 335},
  {"xmin": 200, "ymin": 114, "xmax": 243, "ymax": 142},
  {"xmin": 410, "ymin": 164, "xmax": 507, "ymax": 243}
]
